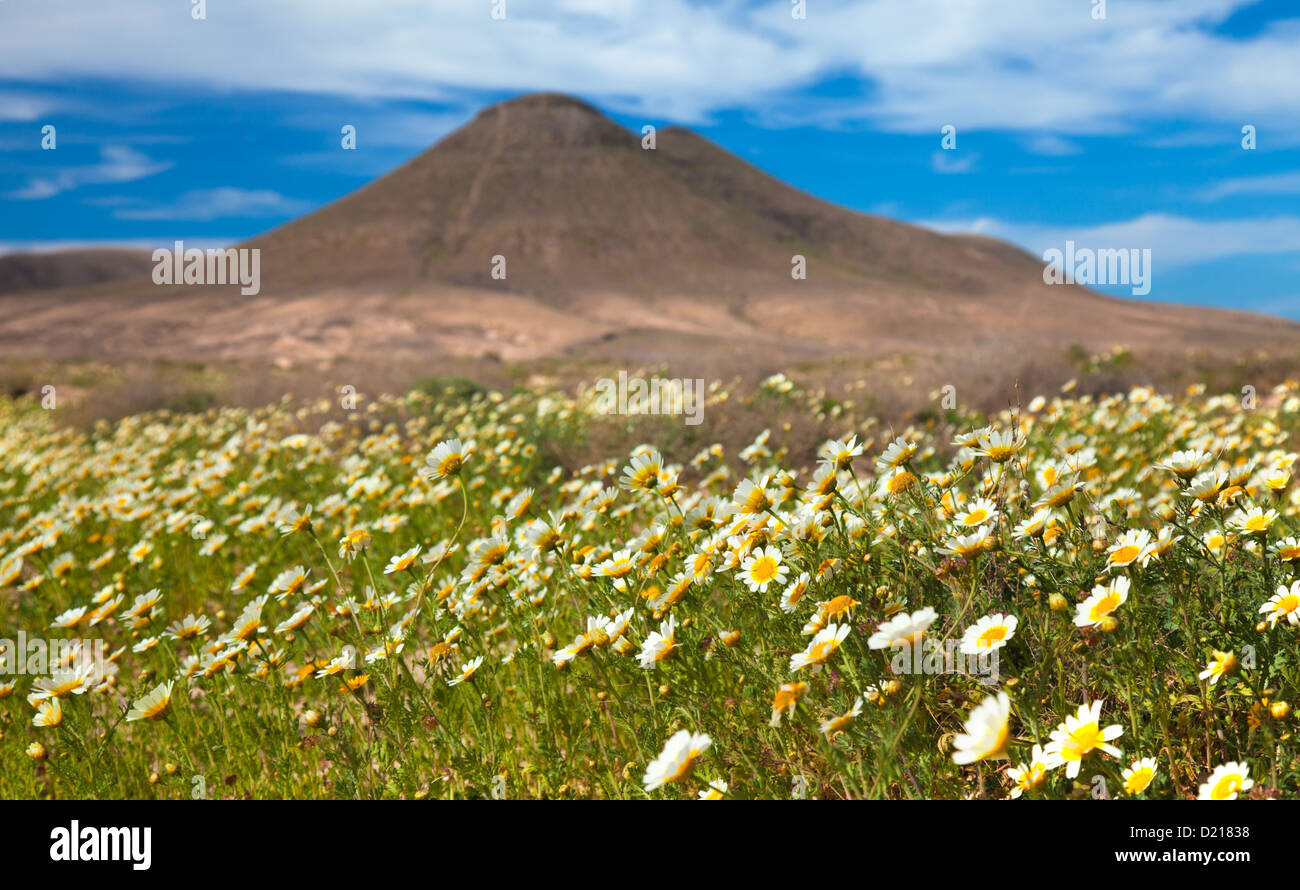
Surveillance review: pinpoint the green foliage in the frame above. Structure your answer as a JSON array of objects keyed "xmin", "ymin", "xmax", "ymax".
[{"xmin": 0, "ymin": 376, "xmax": 1298, "ymax": 799}]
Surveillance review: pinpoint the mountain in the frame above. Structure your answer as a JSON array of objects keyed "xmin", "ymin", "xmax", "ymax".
[
  {"xmin": 246, "ymin": 93, "xmax": 1047, "ymax": 302},
  {"xmin": 0, "ymin": 248, "xmax": 154, "ymax": 295},
  {"xmin": 1, "ymin": 92, "xmax": 1295, "ymax": 390}
]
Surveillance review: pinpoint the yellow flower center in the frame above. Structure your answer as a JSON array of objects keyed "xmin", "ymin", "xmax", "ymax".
[
  {"xmin": 667, "ymin": 749, "xmax": 703, "ymax": 784},
  {"xmin": 1109, "ymin": 544, "xmax": 1141, "ymax": 564},
  {"xmin": 895, "ymin": 630, "xmax": 926, "ymax": 648},
  {"xmin": 1125, "ymin": 768, "xmax": 1154, "ymax": 793},
  {"xmin": 888, "ymin": 471, "xmax": 915, "ymax": 494},
  {"xmin": 749, "ymin": 556, "xmax": 777, "ymax": 584},
  {"xmin": 1048, "ymin": 487, "xmax": 1075, "ymax": 507},
  {"xmin": 809, "ymin": 639, "xmax": 838, "ymax": 663},
  {"xmin": 773, "ymin": 682, "xmax": 805, "ymax": 710},
  {"xmin": 1064, "ymin": 721, "xmax": 1104, "ymax": 760},
  {"xmin": 1020, "ymin": 764, "xmax": 1046, "ymax": 789},
  {"xmin": 605, "ymin": 559, "xmax": 634, "ymax": 578},
  {"xmin": 986, "ymin": 723, "xmax": 1011, "ymax": 760},
  {"xmin": 629, "ymin": 466, "xmax": 659, "ymax": 489},
  {"xmin": 1089, "ymin": 592, "xmax": 1121, "ymax": 621},
  {"xmin": 825, "ymin": 714, "xmax": 852, "ymax": 734},
  {"xmin": 49, "ymin": 678, "xmax": 82, "ymax": 696},
  {"xmin": 1210, "ymin": 774, "xmax": 1242, "ymax": 800},
  {"xmin": 823, "ymin": 595, "xmax": 857, "ymax": 618}
]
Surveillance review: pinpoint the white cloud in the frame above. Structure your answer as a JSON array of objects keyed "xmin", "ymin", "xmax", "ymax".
[
  {"xmin": 0, "ymin": 1, "xmax": 1296, "ymax": 133},
  {"xmin": 1021, "ymin": 134, "xmax": 1083, "ymax": 156},
  {"xmin": 1198, "ymin": 172, "xmax": 1300, "ymax": 201},
  {"xmin": 105, "ymin": 188, "xmax": 312, "ymax": 221},
  {"xmin": 920, "ymin": 212, "xmax": 1300, "ymax": 267},
  {"xmin": 7, "ymin": 146, "xmax": 172, "ymax": 199},
  {"xmin": 0, "ymin": 238, "xmax": 237, "ymax": 256},
  {"xmin": 275, "ymin": 110, "xmax": 472, "ymax": 173},
  {"xmin": 0, "ymin": 91, "xmax": 54, "ymax": 122},
  {"xmin": 931, "ymin": 151, "xmax": 978, "ymax": 174}
]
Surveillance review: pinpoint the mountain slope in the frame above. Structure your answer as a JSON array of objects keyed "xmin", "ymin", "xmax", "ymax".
[
  {"xmin": 0, "ymin": 248, "xmax": 154, "ymax": 295},
  {"xmin": 245, "ymin": 93, "xmax": 1054, "ymax": 302},
  {"xmin": 0, "ymin": 92, "xmax": 1295, "ymax": 382}
]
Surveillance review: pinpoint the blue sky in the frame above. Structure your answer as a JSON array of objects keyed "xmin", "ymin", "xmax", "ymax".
[{"xmin": 2, "ymin": 0, "xmax": 1298, "ymax": 317}]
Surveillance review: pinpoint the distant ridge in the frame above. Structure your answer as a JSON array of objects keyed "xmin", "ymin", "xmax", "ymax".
[
  {"xmin": 242, "ymin": 92, "xmax": 1060, "ymax": 302},
  {"xmin": 1, "ymin": 92, "xmax": 1296, "ymax": 382},
  {"xmin": 0, "ymin": 248, "xmax": 153, "ymax": 295}
]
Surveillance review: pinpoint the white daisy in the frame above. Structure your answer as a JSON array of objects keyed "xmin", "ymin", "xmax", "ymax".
[
  {"xmin": 1198, "ymin": 761, "xmax": 1254, "ymax": 800},
  {"xmin": 951, "ymin": 691, "xmax": 1011, "ymax": 765},
  {"xmin": 959, "ymin": 613, "xmax": 1018, "ymax": 654},
  {"xmin": 637, "ymin": 616, "xmax": 678, "ymax": 669},
  {"xmin": 789, "ymin": 623, "xmax": 851, "ymax": 672},
  {"xmin": 643, "ymin": 730, "xmax": 712, "ymax": 792},
  {"xmin": 1074, "ymin": 577, "xmax": 1130, "ymax": 628},
  {"xmin": 867, "ymin": 607, "xmax": 938, "ymax": 650},
  {"xmin": 1043, "ymin": 700, "xmax": 1124, "ymax": 778},
  {"xmin": 739, "ymin": 545, "xmax": 788, "ymax": 593}
]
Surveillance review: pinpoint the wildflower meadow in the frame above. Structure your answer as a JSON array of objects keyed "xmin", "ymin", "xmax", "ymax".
[{"xmin": 2, "ymin": 374, "xmax": 1297, "ymax": 801}]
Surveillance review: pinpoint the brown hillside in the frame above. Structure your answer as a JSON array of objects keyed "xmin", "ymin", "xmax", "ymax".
[
  {"xmin": 0, "ymin": 248, "xmax": 153, "ymax": 295},
  {"xmin": 0, "ymin": 92, "xmax": 1295, "ymax": 402}
]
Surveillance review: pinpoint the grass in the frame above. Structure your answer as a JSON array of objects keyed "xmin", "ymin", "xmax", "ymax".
[{"xmin": 1, "ymin": 372, "xmax": 1298, "ymax": 799}]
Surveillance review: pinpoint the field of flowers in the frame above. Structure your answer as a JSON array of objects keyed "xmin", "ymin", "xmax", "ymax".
[{"xmin": 1, "ymin": 373, "xmax": 1297, "ymax": 800}]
